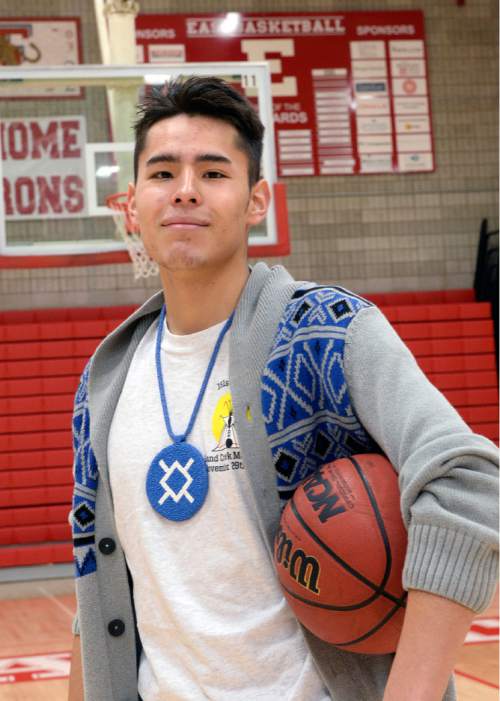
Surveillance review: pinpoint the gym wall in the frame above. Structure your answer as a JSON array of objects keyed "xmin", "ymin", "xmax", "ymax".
[{"xmin": 0, "ymin": 0, "xmax": 497, "ymax": 309}]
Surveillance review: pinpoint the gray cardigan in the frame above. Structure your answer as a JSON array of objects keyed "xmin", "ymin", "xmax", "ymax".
[{"xmin": 73, "ymin": 263, "xmax": 498, "ymax": 700}]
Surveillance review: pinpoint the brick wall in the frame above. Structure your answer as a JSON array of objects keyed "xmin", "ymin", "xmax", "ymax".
[{"xmin": 0, "ymin": 0, "xmax": 497, "ymax": 308}]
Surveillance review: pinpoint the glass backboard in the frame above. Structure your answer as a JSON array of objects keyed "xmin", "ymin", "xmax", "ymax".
[{"xmin": 0, "ymin": 63, "xmax": 289, "ymax": 265}]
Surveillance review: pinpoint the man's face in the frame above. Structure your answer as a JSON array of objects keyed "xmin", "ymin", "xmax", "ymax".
[{"xmin": 128, "ymin": 114, "xmax": 269, "ymax": 276}]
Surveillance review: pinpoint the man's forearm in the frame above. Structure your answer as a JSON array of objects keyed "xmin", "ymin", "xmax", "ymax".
[
  {"xmin": 68, "ymin": 635, "xmax": 84, "ymax": 701},
  {"xmin": 383, "ymin": 589, "xmax": 475, "ymax": 701}
]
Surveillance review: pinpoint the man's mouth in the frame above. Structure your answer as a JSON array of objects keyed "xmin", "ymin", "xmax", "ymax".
[{"xmin": 161, "ymin": 218, "xmax": 210, "ymax": 229}]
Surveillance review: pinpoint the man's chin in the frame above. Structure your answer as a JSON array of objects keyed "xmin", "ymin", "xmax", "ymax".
[
  {"xmin": 155, "ymin": 253, "xmax": 206, "ymax": 273},
  {"xmin": 143, "ymin": 241, "xmax": 202, "ymax": 270}
]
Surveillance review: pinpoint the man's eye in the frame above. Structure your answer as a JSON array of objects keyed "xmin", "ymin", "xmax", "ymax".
[
  {"xmin": 204, "ymin": 171, "xmax": 226, "ymax": 179},
  {"xmin": 152, "ymin": 171, "xmax": 173, "ymax": 179}
]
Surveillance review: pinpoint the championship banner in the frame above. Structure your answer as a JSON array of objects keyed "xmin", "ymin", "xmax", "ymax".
[
  {"xmin": 1, "ymin": 116, "xmax": 87, "ymax": 220},
  {"xmin": 136, "ymin": 11, "xmax": 434, "ymax": 177},
  {"xmin": 0, "ymin": 17, "xmax": 82, "ymax": 97}
]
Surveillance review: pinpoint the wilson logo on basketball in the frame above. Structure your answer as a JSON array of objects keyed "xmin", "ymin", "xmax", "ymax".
[
  {"xmin": 302, "ymin": 469, "xmax": 352, "ymax": 523},
  {"xmin": 274, "ymin": 526, "xmax": 321, "ymax": 595}
]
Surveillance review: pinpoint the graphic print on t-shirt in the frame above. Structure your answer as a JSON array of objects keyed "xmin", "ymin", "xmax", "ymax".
[{"xmin": 206, "ymin": 390, "xmax": 244, "ymax": 473}]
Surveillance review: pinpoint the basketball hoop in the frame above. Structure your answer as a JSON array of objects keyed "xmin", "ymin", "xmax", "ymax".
[{"xmin": 106, "ymin": 193, "xmax": 159, "ymax": 279}]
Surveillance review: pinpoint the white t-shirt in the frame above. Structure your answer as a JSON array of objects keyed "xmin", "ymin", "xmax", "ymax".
[{"xmin": 108, "ymin": 317, "xmax": 329, "ymax": 701}]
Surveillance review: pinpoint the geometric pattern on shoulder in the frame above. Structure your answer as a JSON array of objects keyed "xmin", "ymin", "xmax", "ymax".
[
  {"xmin": 71, "ymin": 362, "xmax": 98, "ymax": 577},
  {"xmin": 72, "ymin": 363, "xmax": 98, "ymax": 492},
  {"xmin": 272, "ymin": 420, "xmax": 376, "ymax": 502},
  {"xmin": 262, "ymin": 286, "xmax": 372, "ymax": 433},
  {"xmin": 261, "ymin": 285, "xmax": 375, "ymax": 502},
  {"xmin": 278, "ymin": 285, "xmax": 372, "ymax": 342},
  {"xmin": 74, "ymin": 545, "xmax": 97, "ymax": 578},
  {"xmin": 72, "ymin": 493, "xmax": 97, "ymax": 577},
  {"xmin": 262, "ymin": 337, "xmax": 352, "ymax": 430}
]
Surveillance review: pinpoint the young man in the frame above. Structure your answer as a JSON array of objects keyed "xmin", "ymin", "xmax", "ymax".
[{"xmin": 69, "ymin": 76, "xmax": 498, "ymax": 701}]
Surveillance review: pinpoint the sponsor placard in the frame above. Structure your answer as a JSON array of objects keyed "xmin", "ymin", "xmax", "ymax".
[
  {"xmin": 0, "ymin": 18, "xmax": 82, "ymax": 97},
  {"xmin": 1, "ymin": 116, "xmax": 87, "ymax": 220},
  {"xmin": 136, "ymin": 10, "xmax": 434, "ymax": 175}
]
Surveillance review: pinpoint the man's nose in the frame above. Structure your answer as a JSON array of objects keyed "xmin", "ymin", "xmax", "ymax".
[{"xmin": 171, "ymin": 170, "xmax": 201, "ymax": 205}]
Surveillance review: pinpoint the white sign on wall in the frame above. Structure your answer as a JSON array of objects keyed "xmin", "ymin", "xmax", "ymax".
[{"xmin": 1, "ymin": 116, "xmax": 87, "ymax": 220}]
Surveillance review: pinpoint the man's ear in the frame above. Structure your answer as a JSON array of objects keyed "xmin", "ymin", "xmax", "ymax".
[
  {"xmin": 127, "ymin": 182, "xmax": 140, "ymax": 233},
  {"xmin": 247, "ymin": 179, "xmax": 271, "ymax": 228}
]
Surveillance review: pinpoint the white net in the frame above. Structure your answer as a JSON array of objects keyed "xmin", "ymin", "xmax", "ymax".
[{"xmin": 107, "ymin": 194, "xmax": 159, "ymax": 279}]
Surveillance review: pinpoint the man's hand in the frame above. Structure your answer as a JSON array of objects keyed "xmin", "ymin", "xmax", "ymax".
[{"xmin": 383, "ymin": 589, "xmax": 475, "ymax": 701}]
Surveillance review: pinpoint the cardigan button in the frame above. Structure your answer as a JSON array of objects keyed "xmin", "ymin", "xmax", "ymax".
[
  {"xmin": 98, "ymin": 537, "xmax": 116, "ymax": 555},
  {"xmin": 108, "ymin": 619, "xmax": 125, "ymax": 637}
]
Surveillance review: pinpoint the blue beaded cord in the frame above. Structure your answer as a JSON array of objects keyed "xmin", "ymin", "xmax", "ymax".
[{"xmin": 155, "ymin": 305, "xmax": 234, "ymax": 445}]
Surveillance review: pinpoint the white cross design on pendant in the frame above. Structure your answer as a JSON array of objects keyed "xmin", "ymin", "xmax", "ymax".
[{"xmin": 158, "ymin": 458, "xmax": 195, "ymax": 505}]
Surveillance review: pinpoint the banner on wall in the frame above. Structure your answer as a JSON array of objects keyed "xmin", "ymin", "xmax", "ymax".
[
  {"xmin": 136, "ymin": 10, "xmax": 434, "ymax": 177},
  {"xmin": 1, "ymin": 116, "xmax": 87, "ymax": 220},
  {"xmin": 0, "ymin": 17, "xmax": 82, "ymax": 97}
]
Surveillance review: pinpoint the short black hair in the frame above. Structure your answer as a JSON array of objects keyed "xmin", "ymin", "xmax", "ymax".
[{"xmin": 133, "ymin": 75, "xmax": 264, "ymax": 187}]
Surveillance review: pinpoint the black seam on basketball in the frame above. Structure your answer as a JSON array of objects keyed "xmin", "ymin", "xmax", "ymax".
[
  {"xmin": 289, "ymin": 499, "xmax": 404, "ymax": 608},
  {"xmin": 331, "ymin": 591, "xmax": 408, "ymax": 648},
  {"xmin": 281, "ymin": 581, "xmax": 378, "ymax": 612},
  {"xmin": 348, "ymin": 455, "xmax": 392, "ymax": 591}
]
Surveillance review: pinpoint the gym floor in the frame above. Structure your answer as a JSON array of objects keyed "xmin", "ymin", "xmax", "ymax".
[{"xmin": 0, "ymin": 579, "xmax": 497, "ymax": 700}]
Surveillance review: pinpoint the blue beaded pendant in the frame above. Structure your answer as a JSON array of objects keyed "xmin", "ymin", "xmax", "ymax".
[{"xmin": 146, "ymin": 442, "xmax": 209, "ymax": 521}]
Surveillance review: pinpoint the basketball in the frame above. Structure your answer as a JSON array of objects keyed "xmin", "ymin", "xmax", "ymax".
[{"xmin": 274, "ymin": 454, "xmax": 408, "ymax": 654}]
